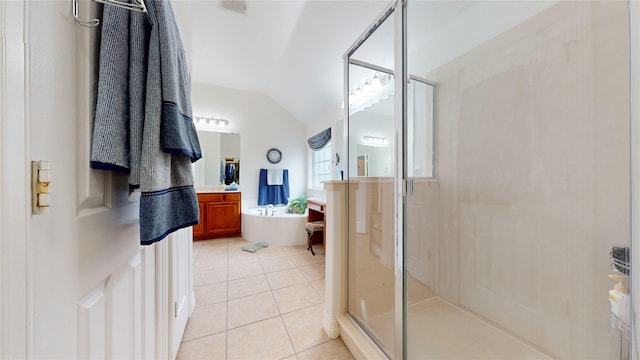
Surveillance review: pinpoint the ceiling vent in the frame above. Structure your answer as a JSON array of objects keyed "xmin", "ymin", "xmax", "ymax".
[{"xmin": 219, "ymin": 0, "xmax": 247, "ymax": 15}]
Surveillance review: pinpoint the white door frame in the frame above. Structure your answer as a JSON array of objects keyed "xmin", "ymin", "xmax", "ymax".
[{"xmin": 0, "ymin": 0, "xmax": 30, "ymax": 358}]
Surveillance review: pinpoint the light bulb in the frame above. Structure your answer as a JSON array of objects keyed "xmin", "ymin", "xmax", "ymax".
[
  {"xmin": 371, "ymin": 73, "xmax": 381, "ymax": 90},
  {"xmin": 363, "ymin": 79, "xmax": 372, "ymax": 97},
  {"xmin": 354, "ymin": 85, "xmax": 363, "ymax": 102}
]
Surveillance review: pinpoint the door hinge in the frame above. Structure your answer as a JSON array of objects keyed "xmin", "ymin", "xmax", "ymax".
[{"xmin": 174, "ymin": 301, "xmax": 178, "ymax": 318}]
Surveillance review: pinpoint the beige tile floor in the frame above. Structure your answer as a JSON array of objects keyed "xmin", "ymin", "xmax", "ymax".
[
  {"xmin": 178, "ymin": 237, "xmax": 354, "ymax": 360},
  {"xmin": 182, "ymin": 237, "xmax": 549, "ymax": 360}
]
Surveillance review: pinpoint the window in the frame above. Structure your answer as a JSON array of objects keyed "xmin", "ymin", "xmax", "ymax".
[{"xmin": 310, "ymin": 141, "xmax": 332, "ymax": 189}]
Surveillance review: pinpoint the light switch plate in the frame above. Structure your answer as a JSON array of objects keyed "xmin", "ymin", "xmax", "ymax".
[{"xmin": 32, "ymin": 160, "xmax": 51, "ymax": 215}]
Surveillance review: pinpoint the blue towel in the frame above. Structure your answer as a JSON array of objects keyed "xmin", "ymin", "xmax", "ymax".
[{"xmin": 258, "ymin": 169, "xmax": 289, "ymax": 206}]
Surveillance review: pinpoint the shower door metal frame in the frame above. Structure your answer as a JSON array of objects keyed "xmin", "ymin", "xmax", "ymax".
[{"xmin": 393, "ymin": 1, "xmax": 407, "ymax": 360}]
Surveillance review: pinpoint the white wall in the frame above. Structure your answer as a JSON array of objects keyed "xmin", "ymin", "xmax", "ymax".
[
  {"xmin": 307, "ymin": 104, "xmax": 342, "ymax": 139},
  {"xmin": 408, "ymin": 1, "xmax": 558, "ymax": 77},
  {"xmin": 220, "ymin": 133, "xmax": 240, "ymax": 158},
  {"xmin": 192, "ymin": 83, "xmax": 307, "ymax": 208}
]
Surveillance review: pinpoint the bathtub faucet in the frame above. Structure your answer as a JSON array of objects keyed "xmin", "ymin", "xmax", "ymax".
[{"xmin": 266, "ymin": 204, "xmax": 274, "ymax": 216}]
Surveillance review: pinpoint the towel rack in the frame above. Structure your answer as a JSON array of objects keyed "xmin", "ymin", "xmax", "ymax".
[{"xmin": 73, "ymin": 0, "xmax": 147, "ymax": 28}]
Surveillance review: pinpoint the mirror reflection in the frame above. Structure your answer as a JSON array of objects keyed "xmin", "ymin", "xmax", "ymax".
[
  {"xmin": 348, "ymin": 63, "xmax": 434, "ymax": 178},
  {"xmin": 407, "ymin": 77, "xmax": 434, "ymax": 178},
  {"xmin": 193, "ymin": 131, "xmax": 240, "ymax": 186},
  {"xmin": 348, "ymin": 63, "xmax": 394, "ymax": 178}
]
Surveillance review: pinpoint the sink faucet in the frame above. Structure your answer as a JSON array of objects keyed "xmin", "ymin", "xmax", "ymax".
[{"xmin": 266, "ymin": 204, "xmax": 274, "ymax": 216}]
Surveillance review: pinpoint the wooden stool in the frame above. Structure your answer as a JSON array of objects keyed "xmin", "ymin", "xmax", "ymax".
[{"xmin": 305, "ymin": 221, "xmax": 324, "ymax": 256}]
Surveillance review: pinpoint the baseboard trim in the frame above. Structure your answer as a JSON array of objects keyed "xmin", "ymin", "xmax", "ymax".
[{"xmin": 337, "ymin": 315, "xmax": 386, "ymax": 360}]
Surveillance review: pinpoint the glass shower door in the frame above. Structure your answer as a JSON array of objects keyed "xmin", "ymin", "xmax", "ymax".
[{"xmin": 345, "ymin": 4, "xmax": 396, "ymax": 357}]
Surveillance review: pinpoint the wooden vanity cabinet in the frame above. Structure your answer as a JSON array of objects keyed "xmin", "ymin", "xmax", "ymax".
[
  {"xmin": 192, "ymin": 202, "xmax": 206, "ymax": 238},
  {"xmin": 194, "ymin": 192, "xmax": 241, "ymax": 240}
]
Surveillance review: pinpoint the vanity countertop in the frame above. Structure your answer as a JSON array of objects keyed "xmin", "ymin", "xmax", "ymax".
[{"xmin": 195, "ymin": 186, "xmax": 240, "ymax": 193}]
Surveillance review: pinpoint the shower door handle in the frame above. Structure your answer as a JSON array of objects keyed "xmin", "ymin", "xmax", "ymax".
[{"xmin": 404, "ymin": 178, "xmax": 414, "ymax": 197}]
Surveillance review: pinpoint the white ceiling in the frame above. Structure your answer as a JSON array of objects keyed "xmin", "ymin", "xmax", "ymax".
[{"xmin": 172, "ymin": 0, "xmax": 392, "ymax": 124}]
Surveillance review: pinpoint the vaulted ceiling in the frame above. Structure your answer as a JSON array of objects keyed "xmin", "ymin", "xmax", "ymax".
[{"xmin": 172, "ymin": 0, "xmax": 391, "ymax": 124}]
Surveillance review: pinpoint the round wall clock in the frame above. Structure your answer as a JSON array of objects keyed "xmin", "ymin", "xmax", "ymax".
[{"xmin": 266, "ymin": 148, "xmax": 282, "ymax": 164}]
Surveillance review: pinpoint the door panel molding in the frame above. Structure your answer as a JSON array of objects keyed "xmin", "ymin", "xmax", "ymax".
[
  {"xmin": 77, "ymin": 250, "xmax": 155, "ymax": 360},
  {"xmin": 77, "ymin": 281, "xmax": 107, "ymax": 359},
  {"xmin": 74, "ymin": 0, "xmax": 118, "ymax": 214}
]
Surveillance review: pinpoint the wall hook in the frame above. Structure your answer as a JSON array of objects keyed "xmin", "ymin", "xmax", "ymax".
[{"xmin": 73, "ymin": 0, "xmax": 100, "ymax": 27}]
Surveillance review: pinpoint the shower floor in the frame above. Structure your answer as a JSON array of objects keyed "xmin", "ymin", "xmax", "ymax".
[{"xmin": 365, "ymin": 297, "xmax": 551, "ymax": 359}]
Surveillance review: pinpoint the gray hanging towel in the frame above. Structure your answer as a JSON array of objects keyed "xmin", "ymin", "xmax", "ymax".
[{"xmin": 91, "ymin": 0, "xmax": 202, "ymax": 245}]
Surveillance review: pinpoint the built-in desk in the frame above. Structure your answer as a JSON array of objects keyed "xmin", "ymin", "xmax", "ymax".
[{"xmin": 307, "ymin": 198, "xmax": 326, "ymax": 249}]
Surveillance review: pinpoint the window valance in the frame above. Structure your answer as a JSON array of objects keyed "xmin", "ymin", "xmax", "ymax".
[{"xmin": 307, "ymin": 128, "xmax": 331, "ymax": 151}]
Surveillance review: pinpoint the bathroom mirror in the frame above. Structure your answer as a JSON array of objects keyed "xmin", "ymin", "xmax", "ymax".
[{"xmin": 193, "ymin": 131, "xmax": 240, "ymax": 186}]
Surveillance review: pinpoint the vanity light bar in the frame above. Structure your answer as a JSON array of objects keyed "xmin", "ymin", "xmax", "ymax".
[
  {"xmin": 349, "ymin": 72, "xmax": 392, "ymax": 106},
  {"xmin": 364, "ymin": 135, "xmax": 388, "ymax": 144},
  {"xmin": 194, "ymin": 116, "xmax": 230, "ymax": 126}
]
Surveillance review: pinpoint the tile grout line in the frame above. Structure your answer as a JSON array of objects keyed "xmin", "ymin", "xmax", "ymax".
[
  {"xmin": 180, "ymin": 328, "xmax": 227, "ymax": 344},
  {"xmin": 277, "ymin": 314, "xmax": 297, "ymax": 359},
  {"xmin": 218, "ymin": 283, "xmax": 325, "ymax": 314},
  {"xmin": 282, "ymin": 248, "xmax": 306, "ymax": 358}
]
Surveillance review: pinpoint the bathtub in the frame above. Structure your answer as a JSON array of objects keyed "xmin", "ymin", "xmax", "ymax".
[{"xmin": 241, "ymin": 206, "xmax": 308, "ymax": 247}]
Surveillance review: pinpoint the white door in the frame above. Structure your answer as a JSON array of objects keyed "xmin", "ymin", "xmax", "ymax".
[
  {"xmin": 1, "ymin": 1, "xmax": 191, "ymax": 358},
  {"xmin": 32, "ymin": 1, "xmax": 156, "ymax": 358}
]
